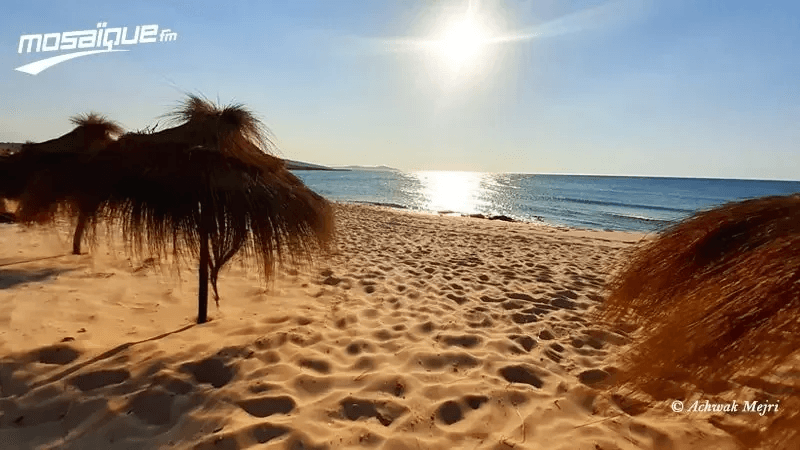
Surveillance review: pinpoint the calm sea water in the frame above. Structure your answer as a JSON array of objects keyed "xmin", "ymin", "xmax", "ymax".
[{"xmin": 293, "ymin": 170, "xmax": 800, "ymax": 233}]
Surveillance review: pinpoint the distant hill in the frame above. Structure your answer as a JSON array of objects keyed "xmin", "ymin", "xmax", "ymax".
[
  {"xmin": 333, "ymin": 165, "xmax": 397, "ymax": 171},
  {"xmin": 283, "ymin": 159, "xmax": 346, "ymax": 171}
]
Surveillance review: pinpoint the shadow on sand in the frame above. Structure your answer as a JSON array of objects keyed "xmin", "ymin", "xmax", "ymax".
[
  {"xmin": 0, "ymin": 267, "xmax": 75, "ymax": 290},
  {"xmin": 0, "ymin": 323, "xmax": 324, "ymax": 449}
]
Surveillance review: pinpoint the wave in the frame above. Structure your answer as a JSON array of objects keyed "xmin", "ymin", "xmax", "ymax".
[
  {"xmin": 349, "ymin": 201, "xmax": 408, "ymax": 209},
  {"xmin": 603, "ymin": 212, "xmax": 675, "ymax": 226},
  {"xmin": 548, "ymin": 195, "xmax": 694, "ymax": 213}
]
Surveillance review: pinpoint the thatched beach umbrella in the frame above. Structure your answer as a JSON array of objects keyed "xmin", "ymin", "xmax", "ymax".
[
  {"xmin": 0, "ymin": 115, "xmax": 123, "ymax": 252},
  {"xmin": 22, "ymin": 95, "xmax": 333, "ymax": 324},
  {"xmin": 599, "ymin": 194, "xmax": 800, "ymax": 448}
]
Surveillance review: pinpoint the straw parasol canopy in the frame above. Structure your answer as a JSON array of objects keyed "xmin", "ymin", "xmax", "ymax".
[
  {"xmin": 598, "ymin": 194, "xmax": 800, "ymax": 449},
  {"xmin": 19, "ymin": 95, "xmax": 334, "ymax": 324},
  {"xmin": 0, "ymin": 114, "xmax": 123, "ymax": 251}
]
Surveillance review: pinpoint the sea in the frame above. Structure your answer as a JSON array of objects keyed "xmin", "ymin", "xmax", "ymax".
[{"xmin": 293, "ymin": 170, "xmax": 800, "ymax": 233}]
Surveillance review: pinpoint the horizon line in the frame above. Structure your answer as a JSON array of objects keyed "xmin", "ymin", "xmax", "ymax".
[
  {"xmin": 326, "ymin": 165, "xmax": 800, "ymax": 183},
  {"xmin": 2, "ymin": 142, "xmax": 797, "ymax": 183}
]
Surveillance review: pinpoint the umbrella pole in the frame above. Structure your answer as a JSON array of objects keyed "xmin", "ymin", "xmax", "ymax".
[
  {"xmin": 72, "ymin": 211, "xmax": 87, "ymax": 255},
  {"xmin": 198, "ymin": 224, "xmax": 210, "ymax": 324}
]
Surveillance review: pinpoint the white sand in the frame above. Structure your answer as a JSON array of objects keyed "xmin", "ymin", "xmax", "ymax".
[{"xmin": 0, "ymin": 203, "xmax": 739, "ymax": 449}]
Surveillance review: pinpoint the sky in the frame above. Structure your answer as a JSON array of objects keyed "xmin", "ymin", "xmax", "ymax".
[{"xmin": 1, "ymin": 0, "xmax": 798, "ymax": 180}]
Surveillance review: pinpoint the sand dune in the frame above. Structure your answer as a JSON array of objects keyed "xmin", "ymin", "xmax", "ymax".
[{"xmin": 0, "ymin": 204, "xmax": 740, "ymax": 449}]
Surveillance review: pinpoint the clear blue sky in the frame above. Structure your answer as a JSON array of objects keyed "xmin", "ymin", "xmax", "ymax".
[{"xmin": 1, "ymin": 0, "xmax": 798, "ymax": 180}]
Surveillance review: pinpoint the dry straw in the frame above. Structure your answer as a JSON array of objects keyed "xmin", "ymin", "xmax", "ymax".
[
  {"xmin": 0, "ymin": 114, "xmax": 122, "ymax": 252},
  {"xmin": 599, "ymin": 194, "xmax": 800, "ymax": 449},
  {"xmin": 11, "ymin": 95, "xmax": 334, "ymax": 323}
]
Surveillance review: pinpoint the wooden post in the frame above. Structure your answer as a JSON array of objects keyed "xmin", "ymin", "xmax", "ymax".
[
  {"xmin": 72, "ymin": 211, "xmax": 87, "ymax": 255},
  {"xmin": 198, "ymin": 223, "xmax": 209, "ymax": 324}
]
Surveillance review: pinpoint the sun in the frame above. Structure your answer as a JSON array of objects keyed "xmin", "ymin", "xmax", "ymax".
[
  {"xmin": 434, "ymin": 17, "xmax": 491, "ymax": 71},
  {"xmin": 377, "ymin": 3, "xmax": 505, "ymax": 88}
]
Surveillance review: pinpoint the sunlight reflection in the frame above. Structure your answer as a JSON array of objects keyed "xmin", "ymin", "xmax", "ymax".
[{"xmin": 415, "ymin": 170, "xmax": 488, "ymax": 214}]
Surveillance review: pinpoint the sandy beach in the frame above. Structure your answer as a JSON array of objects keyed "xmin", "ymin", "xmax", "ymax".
[{"xmin": 0, "ymin": 203, "xmax": 741, "ymax": 449}]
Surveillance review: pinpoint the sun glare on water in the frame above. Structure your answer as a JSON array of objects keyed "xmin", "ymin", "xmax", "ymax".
[{"xmin": 416, "ymin": 171, "xmax": 488, "ymax": 214}]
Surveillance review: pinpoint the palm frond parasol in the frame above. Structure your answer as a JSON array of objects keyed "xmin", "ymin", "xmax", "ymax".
[
  {"xmin": 598, "ymin": 194, "xmax": 800, "ymax": 449},
  {"xmin": 1, "ymin": 114, "xmax": 122, "ymax": 253},
  {"xmin": 35, "ymin": 95, "xmax": 333, "ymax": 323}
]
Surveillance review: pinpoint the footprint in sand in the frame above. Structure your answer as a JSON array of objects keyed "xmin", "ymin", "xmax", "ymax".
[
  {"xmin": 499, "ymin": 365, "xmax": 545, "ymax": 388},
  {"xmin": 577, "ymin": 369, "xmax": 612, "ymax": 387},
  {"xmin": 544, "ymin": 346, "xmax": 564, "ymax": 363},
  {"xmin": 511, "ymin": 312, "xmax": 538, "ymax": 324},
  {"xmin": 445, "ymin": 293, "xmax": 468, "ymax": 305},
  {"xmin": 323, "ymin": 275, "xmax": 343, "ymax": 286},
  {"xmin": 154, "ymin": 373, "xmax": 193, "ymax": 395},
  {"xmin": 391, "ymin": 324, "xmax": 407, "ymax": 332},
  {"xmin": 339, "ymin": 397, "xmax": 407, "ymax": 427},
  {"xmin": 334, "ymin": 314, "xmax": 358, "ymax": 330},
  {"xmin": 441, "ymin": 334, "xmax": 482, "ymax": 349},
  {"xmin": 181, "ymin": 357, "xmax": 235, "ymax": 388},
  {"xmin": 34, "ymin": 344, "xmax": 81, "ymax": 365},
  {"xmin": 373, "ymin": 329, "xmax": 395, "ymax": 341},
  {"xmin": 505, "ymin": 292, "xmax": 540, "ymax": 302},
  {"xmin": 436, "ymin": 400, "xmax": 463, "ymax": 425},
  {"xmin": 238, "ymin": 395, "xmax": 296, "ymax": 417},
  {"xmin": 538, "ymin": 329, "xmax": 555, "ymax": 340},
  {"xmin": 464, "ymin": 395, "xmax": 489, "ymax": 410},
  {"xmin": 70, "ymin": 369, "xmax": 130, "ymax": 392},
  {"xmin": 345, "ymin": 340, "xmax": 375, "ymax": 355},
  {"xmin": 501, "ymin": 300, "xmax": 525, "ymax": 310},
  {"xmin": 417, "ymin": 352, "xmax": 480, "ymax": 371},
  {"xmin": 552, "ymin": 297, "xmax": 578, "ymax": 310},
  {"xmin": 128, "ymin": 388, "xmax": 173, "ymax": 425},
  {"xmin": 509, "ymin": 335, "xmax": 536, "ymax": 352},
  {"xmin": 417, "ymin": 321, "xmax": 435, "ymax": 333},
  {"xmin": 298, "ymin": 358, "xmax": 331, "ymax": 374}
]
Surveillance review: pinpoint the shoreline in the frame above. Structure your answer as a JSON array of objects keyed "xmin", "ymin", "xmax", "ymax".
[{"xmin": 339, "ymin": 200, "xmax": 653, "ymax": 243}]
